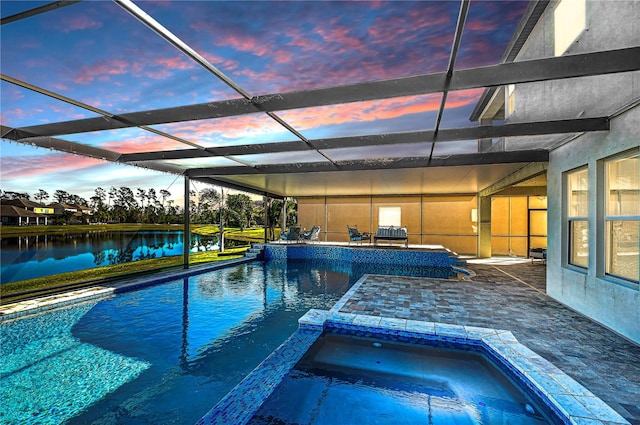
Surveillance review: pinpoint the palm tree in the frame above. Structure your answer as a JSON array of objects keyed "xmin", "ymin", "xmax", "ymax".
[{"xmin": 34, "ymin": 189, "xmax": 49, "ymax": 204}]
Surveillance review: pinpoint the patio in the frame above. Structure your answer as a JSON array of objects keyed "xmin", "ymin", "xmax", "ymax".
[{"xmin": 338, "ymin": 259, "xmax": 640, "ymax": 424}]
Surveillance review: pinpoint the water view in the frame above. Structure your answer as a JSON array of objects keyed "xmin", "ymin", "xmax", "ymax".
[{"xmin": 0, "ymin": 231, "xmax": 221, "ymax": 284}]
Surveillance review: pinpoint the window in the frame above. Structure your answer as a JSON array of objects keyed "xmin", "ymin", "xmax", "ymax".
[
  {"xmin": 554, "ymin": 0, "xmax": 586, "ymax": 56},
  {"xmin": 506, "ymin": 84, "xmax": 515, "ymax": 116},
  {"xmin": 379, "ymin": 206, "xmax": 401, "ymax": 227},
  {"xmin": 567, "ymin": 167, "xmax": 589, "ymax": 268},
  {"xmin": 605, "ymin": 151, "xmax": 639, "ymax": 283}
]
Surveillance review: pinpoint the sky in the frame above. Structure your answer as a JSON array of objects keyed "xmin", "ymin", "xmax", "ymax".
[{"xmin": 0, "ymin": 0, "xmax": 528, "ymax": 205}]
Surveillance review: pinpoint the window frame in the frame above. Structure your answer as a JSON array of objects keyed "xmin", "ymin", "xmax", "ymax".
[
  {"xmin": 566, "ymin": 166, "xmax": 589, "ymax": 269},
  {"xmin": 378, "ymin": 206, "xmax": 402, "ymax": 227},
  {"xmin": 505, "ymin": 84, "xmax": 515, "ymax": 117},
  {"xmin": 603, "ymin": 150, "xmax": 639, "ymax": 285}
]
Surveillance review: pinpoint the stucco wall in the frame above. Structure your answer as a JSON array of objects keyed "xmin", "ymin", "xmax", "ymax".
[
  {"xmin": 547, "ymin": 106, "xmax": 639, "ymax": 343},
  {"xmin": 509, "ymin": 0, "xmax": 640, "ymax": 343}
]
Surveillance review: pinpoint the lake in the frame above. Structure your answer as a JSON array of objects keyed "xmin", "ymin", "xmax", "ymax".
[{"xmin": 0, "ymin": 231, "xmax": 222, "ymax": 284}]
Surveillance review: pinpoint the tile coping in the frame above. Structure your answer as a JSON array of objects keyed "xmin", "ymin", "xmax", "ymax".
[{"xmin": 198, "ymin": 309, "xmax": 629, "ymax": 425}]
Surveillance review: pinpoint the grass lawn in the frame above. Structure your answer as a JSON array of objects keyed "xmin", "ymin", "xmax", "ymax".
[{"xmin": 0, "ymin": 224, "xmax": 275, "ymax": 303}]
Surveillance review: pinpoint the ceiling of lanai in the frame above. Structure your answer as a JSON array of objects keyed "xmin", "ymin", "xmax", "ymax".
[{"xmin": 2, "ymin": 0, "xmax": 637, "ymax": 198}]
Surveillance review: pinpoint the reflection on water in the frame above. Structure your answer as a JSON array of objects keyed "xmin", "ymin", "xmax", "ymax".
[
  {"xmin": 1, "ymin": 260, "xmax": 356, "ymax": 425},
  {"xmin": 0, "ymin": 231, "xmax": 228, "ymax": 284}
]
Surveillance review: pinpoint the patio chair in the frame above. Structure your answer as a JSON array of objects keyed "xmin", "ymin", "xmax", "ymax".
[
  {"xmin": 300, "ymin": 225, "xmax": 321, "ymax": 243},
  {"xmin": 347, "ymin": 225, "xmax": 371, "ymax": 245},
  {"xmin": 279, "ymin": 226, "xmax": 301, "ymax": 243}
]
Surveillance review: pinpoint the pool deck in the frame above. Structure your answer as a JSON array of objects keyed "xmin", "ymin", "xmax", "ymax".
[{"xmin": 336, "ymin": 258, "xmax": 640, "ymax": 425}]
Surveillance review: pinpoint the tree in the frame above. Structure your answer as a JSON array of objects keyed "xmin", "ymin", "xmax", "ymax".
[
  {"xmin": 34, "ymin": 189, "xmax": 49, "ymax": 204},
  {"xmin": 90, "ymin": 187, "xmax": 109, "ymax": 223},
  {"xmin": 159, "ymin": 189, "xmax": 171, "ymax": 207},
  {"xmin": 197, "ymin": 188, "xmax": 221, "ymax": 224},
  {"xmin": 69, "ymin": 194, "xmax": 88, "ymax": 206},
  {"xmin": 157, "ymin": 189, "xmax": 172, "ymax": 223},
  {"xmin": 1, "ymin": 191, "xmax": 30, "ymax": 200},
  {"xmin": 136, "ymin": 188, "xmax": 147, "ymax": 209},
  {"xmin": 108, "ymin": 186, "xmax": 118, "ymax": 206},
  {"xmin": 53, "ymin": 190, "xmax": 71, "ymax": 204},
  {"xmin": 113, "ymin": 187, "xmax": 138, "ymax": 222},
  {"xmin": 226, "ymin": 193, "xmax": 254, "ymax": 230}
]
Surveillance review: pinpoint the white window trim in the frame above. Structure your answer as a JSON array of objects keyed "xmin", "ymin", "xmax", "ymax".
[
  {"xmin": 565, "ymin": 166, "xmax": 589, "ymax": 270},
  {"xmin": 378, "ymin": 206, "xmax": 402, "ymax": 227},
  {"xmin": 602, "ymin": 150, "xmax": 640, "ymax": 285}
]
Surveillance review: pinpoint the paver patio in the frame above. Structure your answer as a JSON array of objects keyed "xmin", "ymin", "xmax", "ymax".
[{"xmin": 339, "ymin": 259, "xmax": 640, "ymax": 424}]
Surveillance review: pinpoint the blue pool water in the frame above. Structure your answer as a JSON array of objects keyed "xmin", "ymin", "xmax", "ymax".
[
  {"xmin": 0, "ymin": 259, "xmax": 451, "ymax": 425},
  {"xmin": 250, "ymin": 334, "xmax": 552, "ymax": 424}
]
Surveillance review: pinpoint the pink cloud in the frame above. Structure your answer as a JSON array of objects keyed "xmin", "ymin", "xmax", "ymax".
[
  {"xmin": 0, "ymin": 152, "xmax": 104, "ymax": 179},
  {"xmin": 445, "ymin": 88, "xmax": 484, "ymax": 108},
  {"xmin": 219, "ymin": 34, "xmax": 272, "ymax": 57},
  {"xmin": 154, "ymin": 56, "xmax": 195, "ymax": 71},
  {"xmin": 465, "ymin": 20, "xmax": 499, "ymax": 32},
  {"xmin": 60, "ymin": 15, "xmax": 103, "ymax": 33},
  {"xmin": 74, "ymin": 59, "xmax": 129, "ymax": 84},
  {"xmin": 288, "ymin": 95, "xmax": 443, "ymax": 129},
  {"xmin": 202, "ymin": 52, "xmax": 239, "ymax": 71},
  {"xmin": 53, "ymin": 82, "xmax": 70, "ymax": 91},
  {"xmin": 191, "ymin": 20, "xmax": 273, "ymax": 58},
  {"xmin": 101, "ymin": 135, "xmax": 186, "ymax": 153},
  {"xmin": 159, "ymin": 114, "xmax": 285, "ymax": 142},
  {"xmin": 144, "ymin": 69, "xmax": 173, "ymax": 80},
  {"xmin": 0, "ymin": 108, "xmax": 27, "ymax": 124},
  {"xmin": 315, "ymin": 25, "xmax": 369, "ymax": 55},
  {"xmin": 272, "ymin": 50, "xmax": 292, "ymax": 64}
]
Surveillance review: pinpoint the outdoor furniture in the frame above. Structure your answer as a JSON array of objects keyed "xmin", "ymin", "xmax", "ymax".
[
  {"xmin": 279, "ymin": 226, "xmax": 301, "ymax": 243},
  {"xmin": 529, "ymin": 247, "xmax": 547, "ymax": 264},
  {"xmin": 374, "ymin": 226, "xmax": 408, "ymax": 248},
  {"xmin": 300, "ymin": 225, "xmax": 321, "ymax": 243},
  {"xmin": 347, "ymin": 225, "xmax": 371, "ymax": 245}
]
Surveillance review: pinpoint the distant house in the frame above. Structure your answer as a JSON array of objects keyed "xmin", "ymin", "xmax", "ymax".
[
  {"xmin": 2, "ymin": 198, "xmax": 53, "ymax": 225},
  {"xmin": 47, "ymin": 202, "xmax": 93, "ymax": 224},
  {"xmin": 0, "ymin": 204, "xmax": 42, "ymax": 226}
]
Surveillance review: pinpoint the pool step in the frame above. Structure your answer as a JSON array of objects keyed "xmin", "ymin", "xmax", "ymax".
[{"xmin": 245, "ymin": 244, "xmax": 266, "ymax": 260}]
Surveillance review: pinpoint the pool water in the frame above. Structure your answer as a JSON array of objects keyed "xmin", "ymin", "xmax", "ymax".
[
  {"xmin": 1, "ymin": 259, "xmax": 450, "ymax": 425},
  {"xmin": 250, "ymin": 334, "xmax": 552, "ymax": 425}
]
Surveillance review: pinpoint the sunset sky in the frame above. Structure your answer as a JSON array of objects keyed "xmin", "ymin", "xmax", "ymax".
[{"xmin": 1, "ymin": 0, "xmax": 528, "ymax": 204}]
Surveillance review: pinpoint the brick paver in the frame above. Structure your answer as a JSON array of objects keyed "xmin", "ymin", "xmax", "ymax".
[{"xmin": 339, "ymin": 261, "xmax": 640, "ymax": 424}]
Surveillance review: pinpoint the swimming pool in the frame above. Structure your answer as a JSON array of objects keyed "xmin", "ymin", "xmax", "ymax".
[
  {"xmin": 251, "ymin": 334, "xmax": 552, "ymax": 424},
  {"xmin": 0, "ymin": 258, "xmax": 452, "ymax": 425},
  {"xmin": 201, "ymin": 292, "xmax": 630, "ymax": 425}
]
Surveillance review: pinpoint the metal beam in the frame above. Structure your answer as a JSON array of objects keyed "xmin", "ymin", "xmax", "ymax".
[
  {"xmin": 0, "ymin": 74, "xmax": 206, "ymax": 150},
  {"xmin": 479, "ymin": 162, "xmax": 549, "ymax": 197},
  {"xmin": 430, "ymin": 0, "xmax": 470, "ymax": 161},
  {"xmin": 11, "ymin": 47, "xmax": 638, "ymax": 138},
  {"xmin": 114, "ymin": 0, "xmax": 252, "ymax": 100},
  {"xmin": 186, "ymin": 150, "xmax": 549, "ymax": 177},
  {"xmin": 0, "ymin": 132, "xmax": 122, "ymax": 162},
  {"xmin": 191, "ymin": 177, "xmax": 284, "ymax": 199},
  {"xmin": 116, "ymin": 117, "xmax": 608, "ymax": 162},
  {"xmin": 1, "ymin": 1, "xmax": 81, "ymax": 25},
  {"xmin": 114, "ymin": 0, "xmax": 339, "ymax": 169},
  {"xmin": 183, "ymin": 176, "xmax": 191, "ymax": 269},
  {"xmin": 249, "ymin": 47, "xmax": 640, "ymax": 110}
]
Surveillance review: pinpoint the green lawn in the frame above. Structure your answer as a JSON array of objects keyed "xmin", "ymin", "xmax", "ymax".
[{"xmin": 0, "ymin": 224, "xmax": 274, "ymax": 303}]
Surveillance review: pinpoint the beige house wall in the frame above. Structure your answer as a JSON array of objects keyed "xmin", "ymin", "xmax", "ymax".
[
  {"xmin": 298, "ymin": 194, "xmax": 548, "ymax": 257},
  {"xmin": 297, "ymin": 194, "xmax": 479, "ymax": 255}
]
